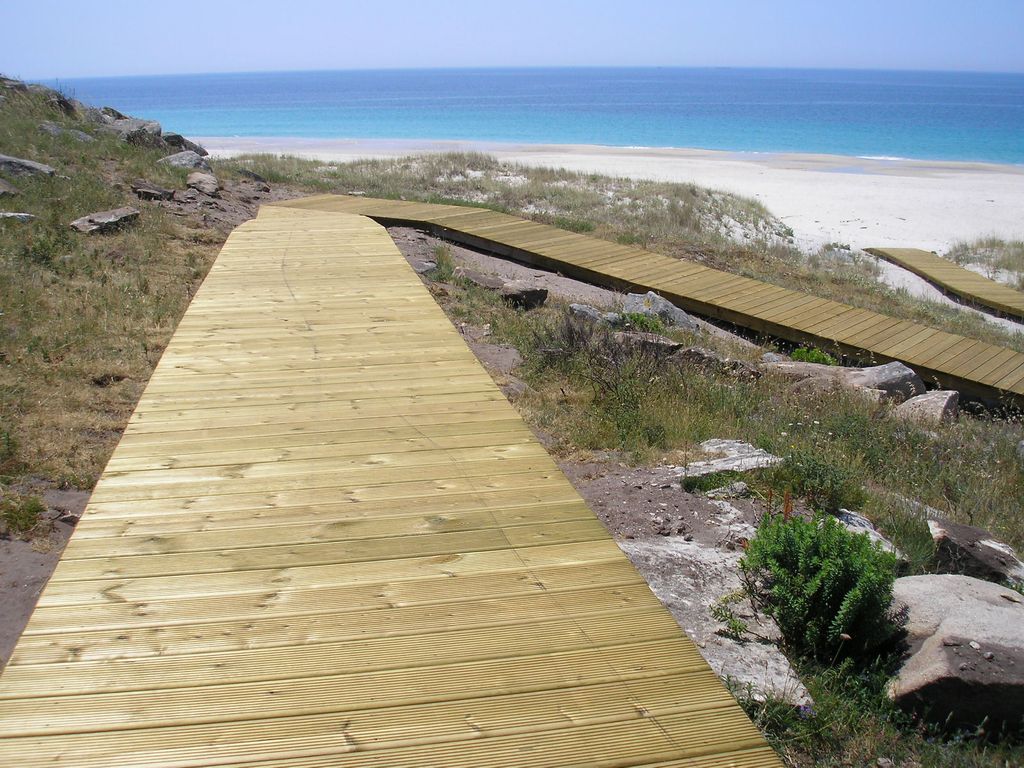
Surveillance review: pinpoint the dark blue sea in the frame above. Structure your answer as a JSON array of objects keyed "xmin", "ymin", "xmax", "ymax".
[{"xmin": 48, "ymin": 67, "xmax": 1024, "ymax": 164}]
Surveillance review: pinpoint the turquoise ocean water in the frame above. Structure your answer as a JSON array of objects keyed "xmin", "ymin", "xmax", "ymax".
[{"xmin": 50, "ymin": 68, "xmax": 1024, "ymax": 164}]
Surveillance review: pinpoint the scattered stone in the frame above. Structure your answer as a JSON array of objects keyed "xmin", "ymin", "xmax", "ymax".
[
  {"xmin": 893, "ymin": 390, "xmax": 959, "ymax": 426},
  {"xmin": 927, "ymin": 518, "xmax": 1024, "ymax": 586},
  {"xmin": 569, "ymin": 303, "xmax": 621, "ymax": 325},
  {"xmin": 763, "ymin": 359, "xmax": 925, "ymax": 403},
  {"xmin": 131, "ymin": 179, "xmax": 174, "ymax": 201},
  {"xmin": 411, "ymin": 259, "xmax": 436, "ymax": 274},
  {"xmin": 69, "ymin": 206, "xmax": 140, "ymax": 234},
  {"xmin": 612, "ymin": 331, "xmax": 684, "ymax": 357},
  {"xmin": 458, "ymin": 267, "xmax": 505, "ymax": 291},
  {"xmin": 623, "ymin": 291, "xmax": 699, "ymax": 331},
  {"xmin": 0, "ymin": 154, "xmax": 56, "ymax": 177},
  {"xmin": 680, "ymin": 439, "xmax": 782, "ymax": 478},
  {"xmin": 671, "ymin": 346, "xmax": 761, "ymax": 379},
  {"xmin": 157, "ymin": 150, "xmax": 211, "ymax": 171},
  {"xmin": 890, "ymin": 574, "xmax": 1024, "ymax": 728},
  {"xmin": 0, "ymin": 212, "xmax": 35, "ymax": 223},
  {"xmin": 186, "ymin": 172, "xmax": 220, "ymax": 197},
  {"xmin": 162, "ymin": 133, "xmax": 208, "ymax": 156},
  {"xmin": 0, "ymin": 179, "xmax": 20, "ymax": 197},
  {"xmin": 705, "ymin": 481, "xmax": 750, "ymax": 500},
  {"xmin": 836, "ymin": 509, "xmax": 903, "ymax": 558},
  {"xmin": 39, "ymin": 121, "xmax": 94, "ymax": 142},
  {"xmin": 500, "ymin": 281, "xmax": 547, "ymax": 310}
]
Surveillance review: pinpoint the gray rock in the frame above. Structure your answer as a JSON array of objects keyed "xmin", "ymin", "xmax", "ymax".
[
  {"xmin": 411, "ymin": 259, "xmax": 436, "ymax": 274},
  {"xmin": 157, "ymin": 150, "xmax": 211, "ymax": 171},
  {"xmin": 0, "ymin": 154, "xmax": 56, "ymax": 177},
  {"xmin": 500, "ymin": 281, "xmax": 547, "ymax": 310},
  {"xmin": 893, "ymin": 390, "xmax": 959, "ymax": 426},
  {"xmin": 237, "ymin": 167, "xmax": 268, "ymax": 183},
  {"xmin": 162, "ymin": 133, "xmax": 209, "ymax": 156},
  {"xmin": 0, "ymin": 77, "xmax": 28, "ymax": 93},
  {"xmin": 39, "ymin": 121, "xmax": 94, "ymax": 143},
  {"xmin": 131, "ymin": 179, "xmax": 174, "ymax": 201},
  {"xmin": 569, "ymin": 303, "xmax": 620, "ymax": 326},
  {"xmin": 69, "ymin": 206, "xmax": 140, "ymax": 234},
  {"xmin": 457, "ymin": 267, "xmax": 505, "ymax": 291},
  {"xmin": 705, "ymin": 481, "xmax": 750, "ymax": 500},
  {"xmin": 890, "ymin": 574, "xmax": 1024, "ymax": 729},
  {"xmin": 100, "ymin": 106, "xmax": 129, "ymax": 121},
  {"xmin": 680, "ymin": 439, "xmax": 782, "ymax": 478},
  {"xmin": 763, "ymin": 359, "xmax": 925, "ymax": 403},
  {"xmin": 0, "ymin": 179, "xmax": 19, "ymax": 197},
  {"xmin": 843, "ymin": 362, "xmax": 925, "ymax": 403},
  {"xmin": 623, "ymin": 291, "xmax": 699, "ymax": 331},
  {"xmin": 103, "ymin": 118, "xmax": 164, "ymax": 147},
  {"xmin": 761, "ymin": 352, "xmax": 789, "ymax": 363},
  {"xmin": 0, "ymin": 212, "xmax": 35, "ymax": 223},
  {"xmin": 186, "ymin": 171, "xmax": 220, "ymax": 196},
  {"xmin": 836, "ymin": 509, "xmax": 903, "ymax": 558},
  {"xmin": 612, "ymin": 331, "xmax": 684, "ymax": 357},
  {"xmin": 927, "ymin": 518, "xmax": 1024, "ymax": 586},
  {"xmin": 672, "ymin": 346, "xmax": 761, "ymax": 379}
]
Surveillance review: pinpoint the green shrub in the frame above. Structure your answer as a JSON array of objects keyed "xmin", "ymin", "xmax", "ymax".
[
  {"xmin": 770, "ymin": 446, "xmax": 866, "ymax": 513},
  {"xmin": 619, "ymin": 311, "xmax": 666, "ymax": 334},
  {"xmin": 791, "ymin": 346, "xmax": 838, "ymax": 365},
  {"xmin": 0, "ymin": 494, "xmax": 46, "ymax": 537},
  {"xmin": 429, "ymin": 244, "xmax": 456, "ymax": 282},
  {"xmin": 741, "ymin": 513, "xmax": 904, "ymax": 662}
]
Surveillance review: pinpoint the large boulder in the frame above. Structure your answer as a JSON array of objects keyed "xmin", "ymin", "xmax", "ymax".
[
  {"xmin": 928, "ymin": 518, "xmax": 1024, "ymax": 586},
  {"xmin": 671, "ymin": 346, "xmax": 761, "ymax": 380},
  {"xmin": 680, "ymin": 439, "xmax": 782, "ymax": 479},
  {"xmin": 102, "ymin": 118, "xmax": 164, "ymax": 147},
  {"xmin": 0, "ymin": 154, "xmax": 56, "ymax": 177},
  {"xmin": 158, "ymin": 150, "xmax": 211, "ymax": 171},
  {"xmin": 893, "ymin": 390, "xmax": 959, "ymax": 426},
  {"xmin": 500, "ymin": 281, "xmax": 547, "ymax": 310},
  {"xmin": 131, "ymin": 179, "xmax": 174, "ymax": 201},
  {"xmin": 39, "ymin": 121, "xmax": 94, "ymax": 143},
  {"xmin": 69, "ymin": 207, "xmax": 140, "ymax": 234},
  {"xmin": 890, "ymin": 574, "xmax": 1024, "ymax": 729},
  {"xmin": 623, "ymin": 291, "xmax": 699, "ymax": 331},
  {"xmin": 836, "ymin": 509, "xmax": 903, "ymax": 559},
  {"xmin": 763, "ymin": 359, "xmax": 925, "ymax": 403},
  {"xmin": 186, "ymin": 171, "xmax": 220, "ymax": 197},
  {"xmin": 569, "ymin": 303, "xmax": 621, "ymax": 326},
  {"xmin": 162, "ymin": 132, "xmax": 209, "ymax": 156}
]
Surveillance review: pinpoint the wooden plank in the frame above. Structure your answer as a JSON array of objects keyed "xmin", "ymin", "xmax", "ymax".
[{"xmin": 0, "ymin": 208, "xmax": 780, "ymax": 767}]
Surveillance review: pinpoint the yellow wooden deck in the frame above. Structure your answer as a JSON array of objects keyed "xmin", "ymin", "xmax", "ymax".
[
  {"xmin": 269, "ymin": 195, "xmax": 1024, "ymax": 404},
  {"xmin": 865, "ymin": 247, "xmax": 1024, "ymax": 321},
  {"xmin": 0, "ymin": 208, "xmax": 781, "ymax": 767}
]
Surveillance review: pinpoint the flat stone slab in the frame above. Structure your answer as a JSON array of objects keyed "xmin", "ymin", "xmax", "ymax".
[
  {"xmin": 69, "ymin": 207, "xmax": 140, "ymax": 234},
  {"xmin": 680, "ymin": 439, "xmax": 782, "ymax": 478},
  {"xmin": 0, "ymin": 154, "xmax": 56, "ymax": 177}
]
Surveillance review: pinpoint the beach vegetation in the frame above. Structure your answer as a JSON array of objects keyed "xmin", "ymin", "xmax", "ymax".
[
  {"xmin": 948, "ymin": 236, "xmax": 1024, "ymax": 289},
  {"xmin": 789, "ymin": 346, "xmax": 838, "ymax": 365}
]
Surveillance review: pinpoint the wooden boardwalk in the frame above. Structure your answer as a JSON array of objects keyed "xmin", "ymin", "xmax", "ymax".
[
  {"xmin": 270, "ymin": 195, "xmax": 1024, "ymax": 404},
  {"xmin": 0, "ymin": 208, "xmax": 781, "ymax": 767},
  {"xmin": 866, "ymin": 247, "xmax": 1024, "ymax": 321}
]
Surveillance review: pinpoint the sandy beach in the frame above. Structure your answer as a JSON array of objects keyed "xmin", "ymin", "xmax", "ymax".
[{"xmin": 199, "ymin": 137, "xmax": 1024, "ymax": 256}]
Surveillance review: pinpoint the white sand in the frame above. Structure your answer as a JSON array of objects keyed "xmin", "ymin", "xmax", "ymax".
[{"xmin": 199, "ymin": 137, "xmax": 1024, "ymax": 256}]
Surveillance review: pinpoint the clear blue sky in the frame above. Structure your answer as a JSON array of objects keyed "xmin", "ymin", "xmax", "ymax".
[{"xmin": 3, "ymin": 0, "xmax": 1023, "ymax": 79}]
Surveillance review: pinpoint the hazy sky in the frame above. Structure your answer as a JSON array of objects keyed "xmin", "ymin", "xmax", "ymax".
[{"xmin": 3, "ymin": 0, "xmax": 1023, "ymax": 80}]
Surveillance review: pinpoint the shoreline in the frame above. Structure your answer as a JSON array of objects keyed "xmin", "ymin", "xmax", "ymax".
[{"xmin": 197, "ymin": 136, "xmax": 1024, "ymax": 255}]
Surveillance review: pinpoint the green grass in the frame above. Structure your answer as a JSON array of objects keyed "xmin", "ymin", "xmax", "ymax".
[{"xmin": 0, "ymin": 493, "xmax": 45, "ymax": 538}]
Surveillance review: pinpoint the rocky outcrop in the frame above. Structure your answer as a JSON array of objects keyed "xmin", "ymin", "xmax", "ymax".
[
  {"xmin": 186, "ymin": 172, "xmax": 220, "ymax": 197},
  {"xmin": 163, "ymin": 133, "xmax": 208, "ymax": 156},
  {"xmin": 928, "ymin": 518, "xmax": 1024, "ymax": 586},
  {"xmin": 69, "ymin": 207, "xmax": 140, "ymax": 234},
  {"xmin": 0, "ymin": 212, "xmax": 35, "ymax": 223},
  {"xmin": 158, "ymin": 150, "xmax": 211, "ymax": 171},
  {"xmin": 499, "ymin": 281, "xmax": 547, "ymax": 309},
  {"xmin": 890, "ymin": 574, "xmax": 1024, "ymax": 729},
  {"xmin": 893, "ymin": 390, "xmax": 959, "ymax": 426},
  {"xmin": 763, "ymin": 359, "xmax": 925, "ymax": 403},
  {"xmin": 680, "ymin": 439, "xmax": 782, "ymax": 479},
  {"xmin": 612, "ymin": 331, "xmax": 684, "ymax": 357},
  {"xmin": 131, "ymin": 180, "xmax": 174, "ymax": 201},
  {"xmin": 671, "ymin": 346, "xmax": 761, "ymax": 380},
  {"xmin": 39, "ymin": 121, "xmax": 94, "ymax": 143},
  {"xmin": 569, "ymin": 303, "xmax": 620, "ymax": 325},
  {"xmin": 623, "ymin": 291, "xmax": 699, "ymax": 331},
  {"xmin": 0, "ymin": 154, "xmax": 56, "ymax": 178},
  {"xmin": 836, "ymin": 509, "xmax": 903, "ymax": 558}
]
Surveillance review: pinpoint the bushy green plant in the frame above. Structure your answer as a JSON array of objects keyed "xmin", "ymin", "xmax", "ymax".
[
  {"xmin": 429, "ymin": 244, "xmax": 456, "ymax": 282},
  {"xmin": 0, "ymin": 494, "xmax": 45, "ymax": 537},
  {"xmin": 791, "ymin": 346, "xmax": 838, "ymax": 365},
  {"xmin": 619, "ymin": 311, "xmax": 666, "ymax": 334},
  {"xmin": 741, "ymin": 513, "xmax": 904, "ymax": 662},
  {"xmin": 770, "ymin": 446, "xmax": 866, "ymax": 513}
]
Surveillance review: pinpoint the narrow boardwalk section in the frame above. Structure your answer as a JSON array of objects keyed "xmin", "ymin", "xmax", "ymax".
[
  {"xmin": 0, "ymin": 208, "xmax": 780, "ymax": 767},
  {"xmin": 271, "ymin": 196, "xmax": 1024, "ymax": 404},
  {"xmin": 866, "ymin": 246, "xmax": 1024, "ymax": 321}
]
